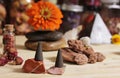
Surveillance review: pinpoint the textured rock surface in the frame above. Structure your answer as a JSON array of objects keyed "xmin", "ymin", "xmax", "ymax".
[
  {"xmin": 74, "ymin": 54, "xmax": 88, "ymax": 65},
  {"xmin": 47, "ymin": 66, "xmax": 65, "ymax": 75},
  {"xmin": 25, "ymin": 38, "xmax": 67, "ymax": 51},
  {"xmin": 95, "ymin": 52, "xmax": 106, "ymax": 62},
  {"xmin": 67, "ymin": 40, "xmax": 85, "ymax": 52},
  {"xmin": 25, "ymin": 31, "xmax": 63, "ymax": 41},
  {"xmin": 61, "ymin": 48, "xmax": 88, "ymax": 65},
  {"xmin": 22, "ymin": 59, "xmax": 45, "ymax": 73},
  {"xmin": 61, "ymin": 40, "xmax": 106, "ymax": 65},
  {"xmin": 88, "ymin": 53, "xmax": 97, "ymax": 64}
]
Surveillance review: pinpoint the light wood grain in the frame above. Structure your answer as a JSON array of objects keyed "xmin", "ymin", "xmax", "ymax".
[{"xmin": 0, "ymin": 36, "xmax": 120, "ymax": 78}]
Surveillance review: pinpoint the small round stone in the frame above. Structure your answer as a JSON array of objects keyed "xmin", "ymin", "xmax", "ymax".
[
  {"xmin": 80, "ymin": 37, "xmax": 91, "ymax": 46},
  {"xmin": 15, "ymin": 56, "xmax": 23, "ymax": 65},
  {"xmin": 0, "ymin": 56, "xmax": 8, "ymax": 66}
]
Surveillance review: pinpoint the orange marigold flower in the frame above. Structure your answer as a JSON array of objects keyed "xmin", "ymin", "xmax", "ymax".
[{"xmin": 26, "ymin": 1, "xmax": 63, "ymax": 31}]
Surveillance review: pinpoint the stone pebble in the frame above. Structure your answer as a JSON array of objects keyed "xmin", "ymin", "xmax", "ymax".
[
  {"xmin": 25, "ymin": 38, "xmax": 67, "ymax": 51},
  {"xmin": 25, "ymin": 31, "xmax": 63, "ymax": 41}
]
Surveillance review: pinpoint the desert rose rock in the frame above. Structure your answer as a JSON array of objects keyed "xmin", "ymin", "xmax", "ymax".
[
  {"xmin": 61, "ymin": 39, "xmax": 106, "ymax": 65},
  {"xmin": 61, "ymin": 48, "xmax": 88, "ymax": 65},
  {"xmin": 95, "ymin": 52, "xmax": 105, "ymax": 62}
]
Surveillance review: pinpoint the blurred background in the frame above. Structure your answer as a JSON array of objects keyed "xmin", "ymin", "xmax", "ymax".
[{"xmin": 0, "ymin": 0, "xmax": 120, "ymax": 38}]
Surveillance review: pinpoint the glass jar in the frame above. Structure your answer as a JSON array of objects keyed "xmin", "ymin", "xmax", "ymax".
[
  {"xmin": 3, "ymin": 24, "xmax": 15, "ymax": 53},
  {"xmin": 1, "ymin": 24, "xmax": 23, "ymax": 64},
  {"xmin": 59, "ymin": 4, "xmax": 83, "ymax": 33},
  {"xmin": 100, "ymin": 3, "xmax": 120, "ymax": 35},
  {"xmin": 3, "ymin": 24, "xmax": 18, "ymax": 61}
]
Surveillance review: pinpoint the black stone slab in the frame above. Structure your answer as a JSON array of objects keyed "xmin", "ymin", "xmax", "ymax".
[{"xmin": 25, "ymin": 31, "xmax": 63, "ymax": 41}]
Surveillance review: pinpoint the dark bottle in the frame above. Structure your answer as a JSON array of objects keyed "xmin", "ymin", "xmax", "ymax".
[
  {"xmin": 78, "ymin": 0, "xmax": 102, "ymax": 39},
  {"xmin": 4, "ymin": 0, "xmax": 13, "ymax": 24},
  {"xmin": 85, "ymin": 0, "xmax": 101, "ymax": 11}
]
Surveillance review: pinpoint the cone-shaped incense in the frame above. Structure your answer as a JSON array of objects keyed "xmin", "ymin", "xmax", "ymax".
[
  {"xmin": 55, "ymin": 49, "xmax": 63, "ymax": 68},
  {"xmin": 34, "ymin": 42, "xmax": 43, "ymax": 61}
]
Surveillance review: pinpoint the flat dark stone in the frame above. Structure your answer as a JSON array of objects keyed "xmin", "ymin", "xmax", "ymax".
[{"xmin": 25, "ymin": 31, "xmax": 63, "ymax": 41}]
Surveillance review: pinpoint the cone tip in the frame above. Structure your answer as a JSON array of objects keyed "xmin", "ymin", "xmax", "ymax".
[
  {"xmin": 34, "ymin": 42, "xmax": 43, "ymax": 61},
  {"xmin": 55, "ymin": 49, "xmax": 63, "ymax": 68}
]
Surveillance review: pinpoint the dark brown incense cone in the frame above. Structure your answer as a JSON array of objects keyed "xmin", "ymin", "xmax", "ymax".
[
  {"xmin": 23, "ymin": 42, "xmax": 45, "ymax": 73},
  {"xmin": 55, "ymin": 49, "xmax": 63, "ymax": 68},
  {"xmin": 34, "ymin": 42, "xmax": 43, "ymax": 61}
]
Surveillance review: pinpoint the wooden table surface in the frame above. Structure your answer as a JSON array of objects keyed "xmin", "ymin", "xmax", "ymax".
[{"xmin": 0, "ymin": 36, "xmax": 120, "ymax": 78}]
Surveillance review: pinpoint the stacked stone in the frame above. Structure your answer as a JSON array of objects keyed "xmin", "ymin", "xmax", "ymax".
[
  {"xmin": 25, "ymin": 31, "xmax": 67, "ymax": 51},
  {"xmin": 61, "ymin": 40, "xmax": 105, "ymax": 65}
]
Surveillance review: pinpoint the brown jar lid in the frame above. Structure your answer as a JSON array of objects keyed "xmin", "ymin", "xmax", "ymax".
[{"xmin": 61, "ymin": 4, "xmax": 83, "ymax": 12}]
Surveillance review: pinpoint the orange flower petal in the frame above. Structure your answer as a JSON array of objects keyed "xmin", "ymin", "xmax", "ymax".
[{"xmin": 26, "ymin": 1, "xmax": 63, "ymax": 31}]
